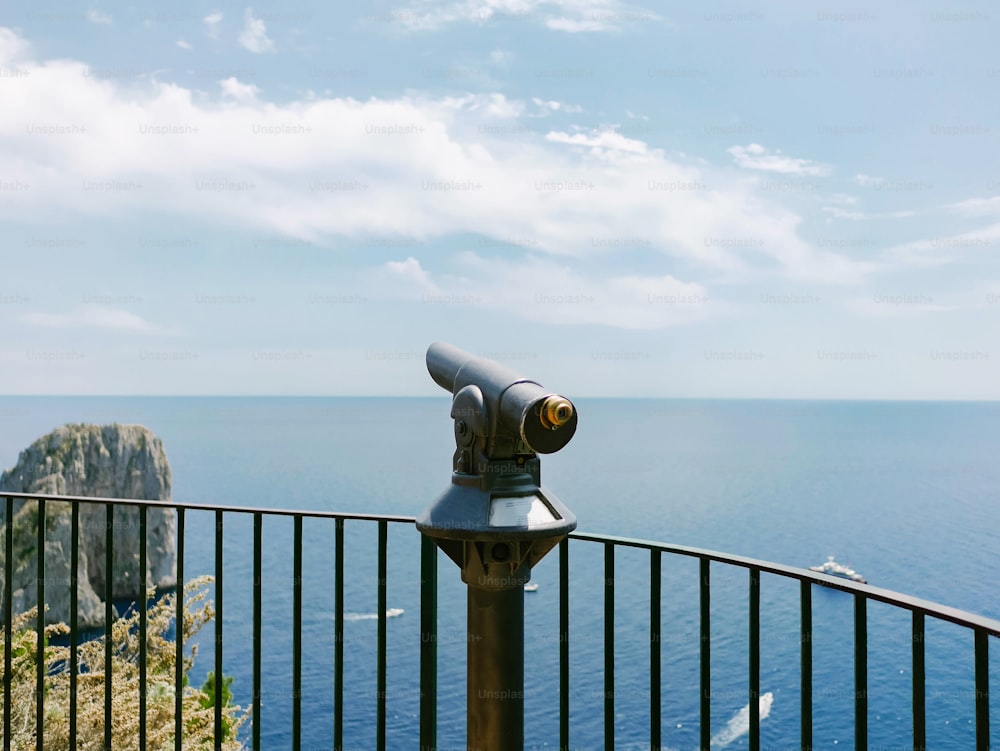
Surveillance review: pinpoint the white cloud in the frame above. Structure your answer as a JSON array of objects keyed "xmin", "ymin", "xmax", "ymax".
[
  {"xmin": 220, "ymin": 76, "xmax": 261, "ymax": 102},
  {"xmin": 854, "ymin": 173, "xmax": 883, "ymax": 186},
  {"xmin": 728, "ymin": 143, "xmax": 832, "ymax": 176},
  {"xmin": 18, "ymin": 307, "xmax": 178, "ymax": 335},
  {"xmin": 546, "ymin": 128, "xmax": 649, "ymax": 155},
  {"xmin": 86, "ymin": 8, "xmax": 113, "ymax": 24},
  {"xmin": 531, "ymin": 97, "xmax": 583, "ymax": 114},
  {"xmin": 390, "ymin": 0, "xmax": 660, "ymax": 33},
  {"xmin": 828, "ymin": 193, "xmax": 859, "ymax": 205},
  {"xmin": 203, "ymin": 12, "xmax": 224, "ymax": 38},
  {"xmin": 0, "ymin": 27, "xmax": 29, "ymax": 62},
  {"xmin": 545, "ymin": 16, "xmax": 616, "ymax": 32},
  {"xmin": 377, "ymin": 254, "xmax": 719, "ymax": 330},
  {"xmin": 384, "ymin": 256, "xmax": 438, "ymax": 294},
  {"xmin": 0, "ymin": 28, "xmax": 872, "ymax": 287},
  {"xmin": 490, "ymin": 49, "xmax": 513, "ymax": 65},
  {"xmin": 823, "ymin": 206, "xmax": 917, "ymax": 222},
  {"xmin": 176, "ymin": 40, "xmax": 193, "ymax": 50},
  {"xmin": 950, "ymin": 195, "xmax": 1000, "ymax": 216},
  {"xmin": 238, "ymin": 8, "xmax": 275, "ymax": 53},
  {"xmin": 883, "ymin": 224, "xmax": 1000, "ymax": 268},
  {"xmin": 481, "ymin": 93, "xmax": 524, "ymax": 117}
]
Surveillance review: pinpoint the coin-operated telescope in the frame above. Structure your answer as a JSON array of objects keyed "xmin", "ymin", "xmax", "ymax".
[{"xmin": 417, "ymin": 342, "xmax": 578, "ymax": 751}]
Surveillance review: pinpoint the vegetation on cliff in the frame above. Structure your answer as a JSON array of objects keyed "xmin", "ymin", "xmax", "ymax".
[{"xmin": 0, "ymin": 577, "xmax": 246, "ymax": 749}]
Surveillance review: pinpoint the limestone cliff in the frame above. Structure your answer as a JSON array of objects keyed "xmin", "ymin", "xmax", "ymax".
[{"xmin": 0, "ymin": 423, "xmax": 176, "ymax": 627}]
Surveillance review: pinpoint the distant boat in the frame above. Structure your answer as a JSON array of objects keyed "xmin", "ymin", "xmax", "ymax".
[
  {"xmin": 524, "ymin": 583, "xmax": 539, "ymax": 592},
  {"xmin": 386, "ymin": 607, "xmax": 405, "ymax": 617},
  {"xmin": 810, "ymin": 556, "xmax": 867, "ymax": 584}
]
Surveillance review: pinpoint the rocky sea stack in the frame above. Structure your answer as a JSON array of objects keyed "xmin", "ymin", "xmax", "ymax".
[{"xmin": 0, "ymin": 423, "xmax": 177, "ymax": 627}]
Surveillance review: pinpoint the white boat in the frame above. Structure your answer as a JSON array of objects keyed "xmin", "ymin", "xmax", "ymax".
[
  {"xmin": 810, "ymin": 556, "xmax": 866, "ymax": 584},
  {"xmin": 523, "ymin": 583, "xmax": 539, "ymax": 592}
]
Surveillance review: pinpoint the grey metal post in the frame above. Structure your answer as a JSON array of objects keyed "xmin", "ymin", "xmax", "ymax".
[
  {"xmin": 417, "ymin": 342, "xmax": 579, "ymax": 751},
  {"xmin": 468, "ymin": 587, "xmax": 524, "ymax": 748}
]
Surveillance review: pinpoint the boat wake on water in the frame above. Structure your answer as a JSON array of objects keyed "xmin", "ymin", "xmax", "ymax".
[
  {"xmin": 342, "ymin": 608, "xmax": 405, "ymax": 621},
  {"xmin": 709, "ymin": 691, "xmax": 774, "ymax": 747}
]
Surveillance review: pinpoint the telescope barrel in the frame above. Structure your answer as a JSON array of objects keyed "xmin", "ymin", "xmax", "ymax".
[
  {"xmin": 427, "ymin": 341, "xmax": 526, "ymax": 400},
  {"xmin": 426, "ymin": 341, "xmax": 464, "ymax": 393},
  {"xmin": 426, "ymin": 341, "xmax": 577, "ymax": 454}
]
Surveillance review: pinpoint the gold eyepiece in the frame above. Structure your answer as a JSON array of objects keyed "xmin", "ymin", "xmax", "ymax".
[{"xmin": 540, "ymin": 395, "xmax": 574, "ymax": 430}]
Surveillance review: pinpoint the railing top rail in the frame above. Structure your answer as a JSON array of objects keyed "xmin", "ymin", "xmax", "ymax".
[
  {"xmin": 5, "ymin": 492, "xmax": 996, "ymax": 637},
  {"xmin": 571, "ymin": 530, "xmax": 1000, "ymax": 637},
  {"xmin": 0, "ymin": 491, "xmax": 417, "ymax": 525}
]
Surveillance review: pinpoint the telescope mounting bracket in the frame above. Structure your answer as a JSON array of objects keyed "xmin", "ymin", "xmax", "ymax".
[{"xmin": 450, "ymin": 382, "xmax": 540, "ymax": 486}]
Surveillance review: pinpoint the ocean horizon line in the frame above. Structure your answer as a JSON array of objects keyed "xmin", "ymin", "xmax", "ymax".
[{"xmin": 0, "ymin": 394, "xmax": 998, "ymax": 403}]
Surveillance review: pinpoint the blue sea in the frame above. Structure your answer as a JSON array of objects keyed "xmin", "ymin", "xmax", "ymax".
[{"xmin": 1, "ymin": 397, "xmax": 998, "ymax": 749}]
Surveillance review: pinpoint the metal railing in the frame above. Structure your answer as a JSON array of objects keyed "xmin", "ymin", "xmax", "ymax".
[
  {"xmin": 571, "ymin": 532, "xmax": 1000, "ymax": 751},
  {"xmin": 1, "ymin": 491, "xmax": 998, "ymax": 750},
  {"xmin": 1, "ymin": 492, "xmax": 420, "ymax": 751}
]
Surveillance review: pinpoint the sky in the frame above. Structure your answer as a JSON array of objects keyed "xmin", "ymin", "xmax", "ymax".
[{"xmin": 0, "ymin": 0, "xmax": 998, "ymax": 398}]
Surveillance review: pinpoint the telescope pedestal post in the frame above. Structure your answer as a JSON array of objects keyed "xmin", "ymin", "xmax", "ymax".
[{"xmin": 467, "ymin": 585, "xmax": 524, "ymax": 751}]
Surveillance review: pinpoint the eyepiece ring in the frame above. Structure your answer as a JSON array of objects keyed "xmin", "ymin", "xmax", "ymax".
[{"xmin": 540, "ymin": 395, "xmax": 574, "ymax": 430}]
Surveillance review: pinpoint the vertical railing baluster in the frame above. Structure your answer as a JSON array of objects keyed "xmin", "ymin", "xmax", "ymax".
[
  {"xmin": 700, "ymin": 558, "xmax": 710, "ymax": 751},
  {"xmin": 175, "ymin": 507, "xmax": 185, "ymax": 751},
  {"xmin": 105, "ymin": 503, "xmax": 113, "ymax": 751},
  {"xmin": 253, "ymin": 512, "xmax": 262, "ymax": 751},
  {"xmin": 650, "ymin": 549, "xmax": 661, "ymax": 751},
  {"xmin": 974, "ymin": 628, "xmax": 989, "ymax": 751},
  {"xmin": 293, "ymin": 515, "xmax": 302, "ymax": 751},
  {"xmin": 377, "ymin": 520, "xmax": 388, "ymax": 751},
  {"xmin": 4, "ymin": 496, "xmax": 12, "ymax": 751},
  {"xmin": 559, "ymin": 538, "xmax": 570, "ymax": 751},
  {"xmin": 604, "ymin": 542, "xmax": 615, "ymax": 751},
  {"xmin": 912, "ymin": 610, "xmax": 925, "ymax": 751},
  {"xmin": 800, "ymin": 581, "xmax": 812, "ymax": 751},
  {"xmin": 749, "ymin": 567, "xmax": 760, "ymax": 751},
  {"xmin": 419, "ymin": 534, "xmax": 437, "ymax": 751},
  {"xmin": 334, "ymin": 518, "xmax": 344, "ymax": 751},
  {"xmin": 70, "ymin": 502, "xmax": 79, "ymax": 749},
  {"xmin": 854, "ymin": 595, "xmax": 867, "ymax": 751},
  {"xmin": 214, "ymin": 510, "xmax": 223, "ymax": 751},
  {"xmin": 139, "ymin": 505, "xmax": 148, "ymax": 749},
  {"xmin": 35, "ymin": 498, "xmax": 45, "ymax": 751}
]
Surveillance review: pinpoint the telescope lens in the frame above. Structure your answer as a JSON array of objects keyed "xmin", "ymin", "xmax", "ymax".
[{"xmin": 540, "ymin": 396, "xmax": 574, "ymax": 430}]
